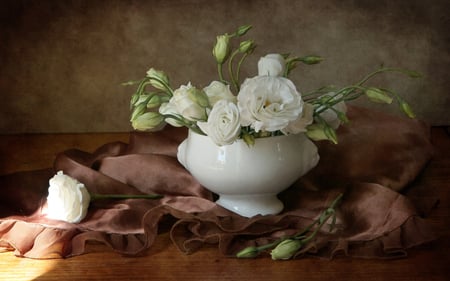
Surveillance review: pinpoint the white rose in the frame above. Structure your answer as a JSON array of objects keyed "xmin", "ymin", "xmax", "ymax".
[
  {"xmin": 197, "ymin": 100, "xmax": 241, "ymax": 146},
  {"xmin": 203, "ymin": 81, "xmax": 236, "ymax": 106},
  {"xmin": 238, "ymin": 76, "xmax": 303, "ymax": 132},
  {"xmin": 317, "ymin": 93, "xmax": 347, "ymax": 129},
  {"xmin": 258, "ymin": 53, "xmax": 285, "ymax": 77},
  {"xmin": 170, "ymin": 83, "xmax": 207, "ymax": 122},
  {"xmin": 46, "ymin": 171, "xmax": 91, "ymax": 223},
  {"xmin": 159, "ymin": 102, "xmax": 184, "ymax": 127},
  {"xmin": 281, "ymin": 102, "xmax": 314, "ymax": 134}
]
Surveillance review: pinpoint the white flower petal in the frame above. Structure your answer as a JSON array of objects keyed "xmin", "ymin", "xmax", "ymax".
[
  {"xmin": 46, "ymin": 171, "xmax": 90, "ymax": 223},
  {"xmin": 237, "ymin": 76, "xmax": 303, "ymax": 132}
]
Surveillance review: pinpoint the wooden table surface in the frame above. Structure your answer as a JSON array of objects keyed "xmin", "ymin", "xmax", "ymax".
[{"xmin": 0, "ymin": 128, "xmax": 448, "ymax": 281}]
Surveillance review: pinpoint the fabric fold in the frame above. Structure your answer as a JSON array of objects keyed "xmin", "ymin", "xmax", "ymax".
[{"xmin": 0, "ymin": 106, "xmax": 436, "ymax": 259}]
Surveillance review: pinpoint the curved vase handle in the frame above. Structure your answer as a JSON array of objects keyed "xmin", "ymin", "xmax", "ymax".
[{"xmin": 177, "ymin": 139, "xmax": 188, "ymax": 168}]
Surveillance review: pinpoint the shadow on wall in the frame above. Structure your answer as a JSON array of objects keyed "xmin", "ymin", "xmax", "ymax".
[{"xmin": 0, "ymin": 0, "xmax": 449, "ymax": 133}]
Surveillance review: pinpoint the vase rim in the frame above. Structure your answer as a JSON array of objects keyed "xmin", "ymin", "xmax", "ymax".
[{"xmin": 188, "ymin": 129, "xmax": 305, "ymax": 144}]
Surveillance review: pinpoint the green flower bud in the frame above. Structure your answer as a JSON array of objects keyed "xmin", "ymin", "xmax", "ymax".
[
  {"xmin": 146, "ymin": 68, "xmax": 170, "ymax": 91},
  {"xmin": 130, "ymin": 93, "xmax": 139, "ymax": 109},
  {"xmin": 365, "ymin": 87, "xmax": 393, "ymax": 104},
  {"xmin": 270, "ymin": 239, "xmax": 302, "ymax": 260},
  {"xmin": 242, "ymin": 133, "xmax": 255, "ymax": 147},
  {"xmin": 212, "ymin": 35, "xmax": 230, "ymax": 64},
  {"xmin": 133, "ymin": 94, "xmax": 151, "ymax": 106},
  {"xmin": 306, "ymin": 123, "xmax": 338, "ymax": 144},
  {"xmin": 235, "ymin": 24, "xmax": 252, "ymax": 36},
  {"xmin": 130, "ymin": 103, "xmax": 146, "ymax": 121},
  {"xmin": 238, "ymin": 40, "xmax": 255, "ymax": 53},
  {"xmin": 131, "ymin": 112, "xmax": 164, "ymax": 131},
  {"xmin": 236, "ymin": 246, "xmax": 260, "ymax": 258},
  {"xmin": 337, "ymin": 111, "xmax": 349, "ymax": 124},
  {"xmin": 188, "ymin": 87, "xmax": 210, "ymax": 108},
  {"xmin": 147, "ymin": 95, "xmax": 161, "ymax": 109},
  {"xmin": 400, "ymin": 101, "xmax": 416, "ymax": 118},
  {"xmin": 300, "ymin": 56, "xmax": 323, "ymax": 65}
]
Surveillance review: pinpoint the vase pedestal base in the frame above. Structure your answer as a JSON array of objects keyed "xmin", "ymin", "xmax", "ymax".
[{"xmin": 216, "ymin": 194, "xmax": 283, "ymax": 218}]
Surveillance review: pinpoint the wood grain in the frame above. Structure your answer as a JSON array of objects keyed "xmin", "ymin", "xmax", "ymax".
[{"xmin": 0, "ymin": 129, "xmax": 448, "ymax": 281}]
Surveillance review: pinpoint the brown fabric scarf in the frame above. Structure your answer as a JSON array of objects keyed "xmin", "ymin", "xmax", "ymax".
[{"xmin": 0, "ymin": 106, "xmax": 436, "ymax": 259}]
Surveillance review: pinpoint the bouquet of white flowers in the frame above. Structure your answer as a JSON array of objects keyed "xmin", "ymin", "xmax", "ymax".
[{"xmin": 126, "ymin": 25, "xmax": 418, "ymax": 146}]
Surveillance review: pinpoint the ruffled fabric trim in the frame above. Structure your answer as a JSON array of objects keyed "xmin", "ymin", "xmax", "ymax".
[{"xmin": 0, "ymin": 106, "xmax": 436, "ymax": 259}]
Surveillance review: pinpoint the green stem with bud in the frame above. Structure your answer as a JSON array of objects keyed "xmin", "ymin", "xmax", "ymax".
[
  {"xmin": 236, "ymin": 193, "xmax": 343, "ymax": 259},
  {"xmin": 228, "ymin": 49, "xmax": 241, "ymax": 92},
  {"xmin": 308, "ymin": 67, "xmax": 420, "ymax": 119},
  {"xmin": 149, "ymin": 77, "xmax": 174, "ymax": 97},
  {"xmin": 129, "ymin": 79, "xmax": 151, "ymax": 108},
  {"xmin": 317, "ymin": 86, "xmax": 366, "ymax": 112},
  {"xmin": 161, "ymin": 113, "xmax": 206, "ymax": 135},
  {"xmin": 356, "ymin": 67, "xmax": 421, "ymax": 87}
]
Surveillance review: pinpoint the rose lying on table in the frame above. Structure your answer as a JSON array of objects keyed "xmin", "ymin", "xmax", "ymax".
[
  {"xmin": 44, "ymin": 171, "xmax": 162, "ymax": 223},
  {"xmin": 43, "ymin": 171, "xmax": 343, "ymax": 260}
]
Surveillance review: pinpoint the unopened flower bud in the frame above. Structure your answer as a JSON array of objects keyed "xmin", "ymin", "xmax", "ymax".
[
  {"xmin": 337, "ymin": 111, "xmax": 349, "ymax": 124},
  {"xmin": 242, "ymin": 133, "xmax": 255, "ymax": 146},
  {"xmin": 306, "ymin": 123, "xmax": 338, "ymax": 144},
  {"xmin": 130, "ymin": 93, "xmax": 139, "ymax": 108},
  {"xmin": 212, "ymin": 35, "xmax": 230, "ymax": 64},
  {"xmin": 130, "ymin": 103, "xmax": 146, "ymax": 121},
  {"xmin": 147, "ymin": 95, "xmax": 161, "ymax": 109},
  {"xmin": 271, "ymin": 239, "xmax": 302, "ymax": 260},
  {"xmin": 365, "ymin": 87, "xmax": 393, "ymax": 104},
  {"xmin": 131, "ymin": 112, "xmax": 164, "ymax": 131},
  {"xmin": 134, "ymin": 94, "xmax": 151, "ymax": 106},
  {"xmin": 400, "ymin": 101, "xmax": 416, "ymax": 118},
  {"xmin": 188, "ymin": 87, "xmax": 210, "ymax": 108},
  {"xmin": 146, "ymin": 68, "xmax": 170, "ymax": 91},
  {"xmin": 239, "ymin": 40, "xmax": 255, "ymax": 53},
  {"xmin": 324, "ymin": 125, "xmax": 338, "ymax": 144},
  {"xmin": 236, "ymin": 246, "xmax": 260, "ymax": 258},
  {"xmin": 236, "ymin": 24, "xmax": 252, "ymax": 36},
  {"xmin": 300, "ymin": 56, "xmax": 323, "ymax": 65}
]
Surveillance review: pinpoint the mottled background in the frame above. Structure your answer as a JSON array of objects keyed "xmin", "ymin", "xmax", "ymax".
[{"xmin": 0, "ymin": 0, "xmax": 449, "ymax": 133}]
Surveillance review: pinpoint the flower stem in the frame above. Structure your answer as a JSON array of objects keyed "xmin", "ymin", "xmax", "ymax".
[
  {"xmin": 236, "ymin": 193, "xmax": 343, "ymax": 259},
  {"xmin": 228, "ymin": 49, "xmax": 241, "ymax": 92},
  {"xmin": 356, "ymin": 67, "xmax": 420, "ymax": 86},
  {"xmin": 150, "ymin": 77, "xmax": 174, "ymax": 96},
  {"xmin": 217, "ymin": 63, "xmax": 226, "ymax": 84},
  {"xmin": 235, "ymin": 52, "xmax": 249, "ymax": 92}
]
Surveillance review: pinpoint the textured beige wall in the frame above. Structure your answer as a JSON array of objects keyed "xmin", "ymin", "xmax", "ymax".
[{"xmin": 0, "ymin": 0, "xmax": 449, "ymax": 133}]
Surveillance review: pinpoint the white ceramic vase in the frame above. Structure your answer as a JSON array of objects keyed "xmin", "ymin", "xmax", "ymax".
[{"xmin": 177, "ymin": 130, "xmax": 320, "ymax": 217}]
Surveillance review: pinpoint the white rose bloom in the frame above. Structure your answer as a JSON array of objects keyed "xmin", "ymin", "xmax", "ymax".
[
  {"xmin": 238, "ymin": 76, "xmax": 303, "ymax": 132},
  {"xmin": 46, "ymin": 171, "xmax": 91, "ymax": 223},
  {"xmin": 197, "ymin": 100, "xmax": 241, "ymax": 146},
  {"xmin": 317, "ymin": 93, "xmax": 347, "ymax": 129},
  {"xmin": 203, "ymin": 80, "xmax": 236, "ymax": 106},
  {"xmin": 170, "ymin": 83, "xmax": 207, "ymax": 122},
  {"xmin": 159, "ymin": 102, "xmax": 184, "ymax": 127},
  {"xmin": 258, "ymin": 53, "xmax": 285, "ymax": 77},
  {"xmin": 281, "ymin": 102, "xmax": 314, "ymax": 134}
]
